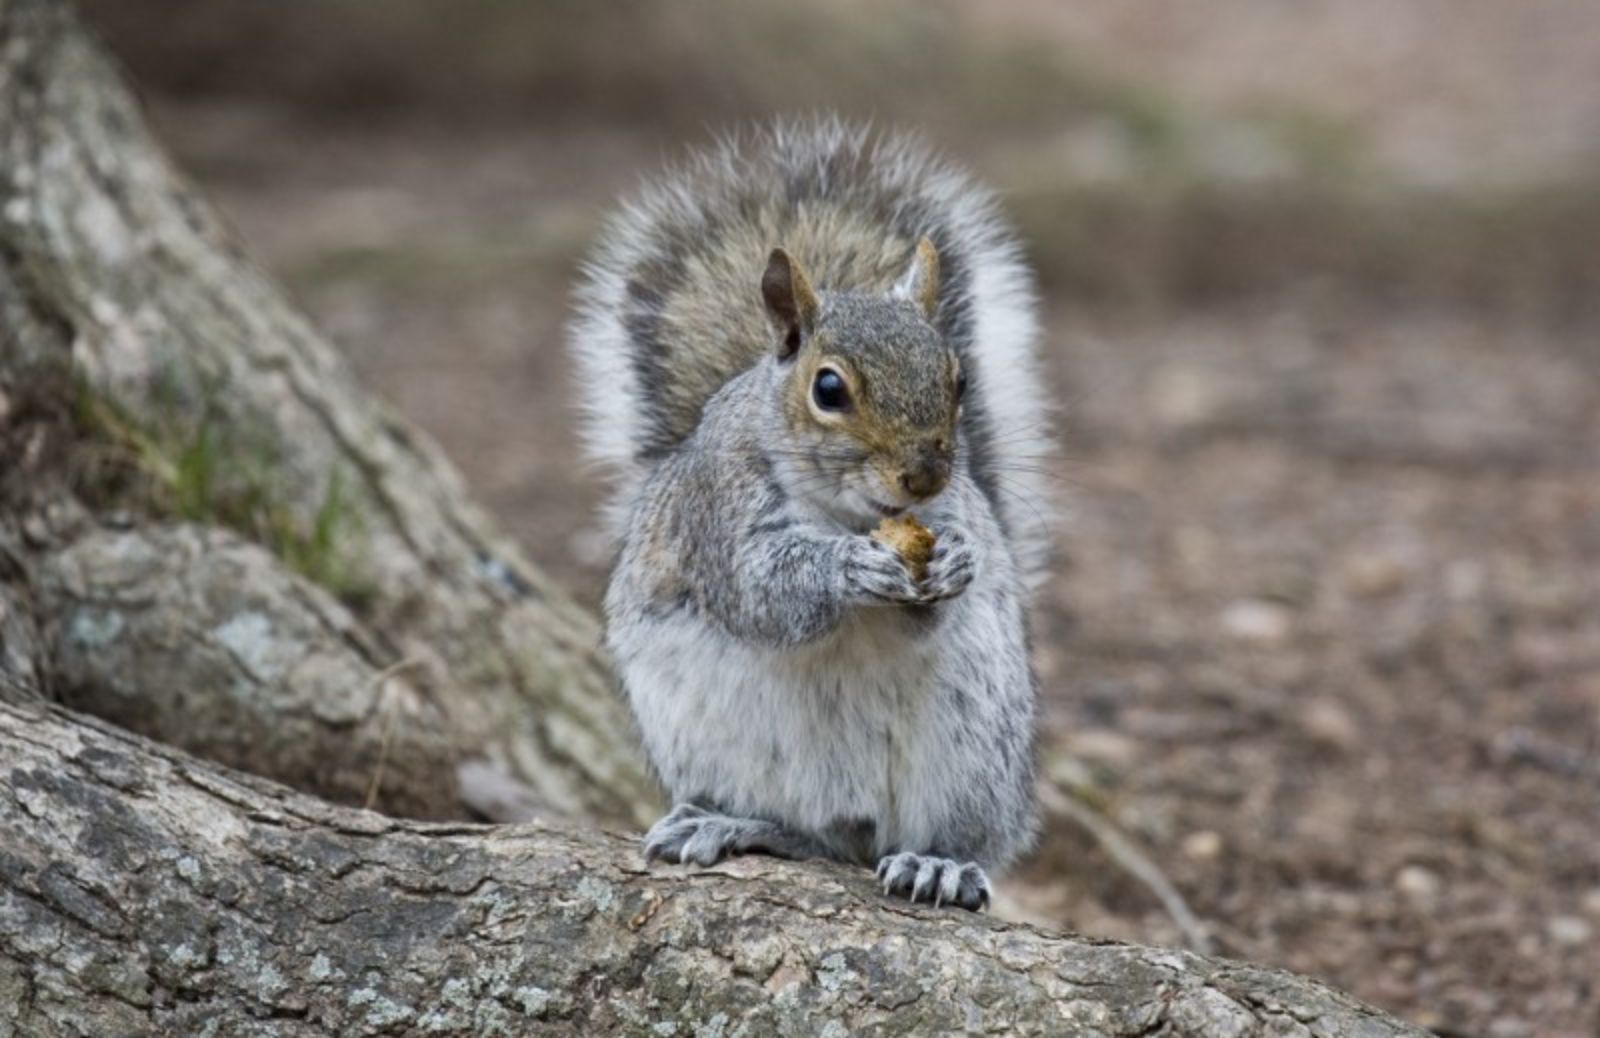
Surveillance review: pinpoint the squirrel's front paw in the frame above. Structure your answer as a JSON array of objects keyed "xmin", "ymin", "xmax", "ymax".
[
  {"xmin": 920, "ymin": 527, "xmax": 976, "ymax": 603},
  {"xmin": 843, "ymin": 537, "xmax": 924, "ymax": 605}
]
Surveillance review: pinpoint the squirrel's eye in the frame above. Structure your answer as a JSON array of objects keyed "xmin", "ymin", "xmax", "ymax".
[
  {"xmin": 956, "ymin": 369, "xmax": 968, "ymax": 402},
  {"xmin": 812, "ymin": 368, "xmax": 850, "ymax": 412}
]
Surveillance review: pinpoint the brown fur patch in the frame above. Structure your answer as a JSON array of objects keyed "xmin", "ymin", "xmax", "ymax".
[
  {"xmin": 907, "ymin": 237, "xmax": 941, "ymax": 320},
  {"xmin": 657, "ymin": 205, "xmax": 915, "ymax": 445}
]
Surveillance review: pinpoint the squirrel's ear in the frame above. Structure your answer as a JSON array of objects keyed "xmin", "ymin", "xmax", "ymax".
[
  {"xmin": 894, "ymin": 236, "xmax": 941, "ymax": 322},
  {"xmin": 761, "ymin": 247, "xmax": 819, "ymax": 360}
]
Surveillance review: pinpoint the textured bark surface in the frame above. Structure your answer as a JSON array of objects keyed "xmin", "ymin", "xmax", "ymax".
[
  {"xmin": 0, "ymin": 701, "xmax": 1425, "ymax": 1038},
  {"xmin": 0, "ymin": 0, "xmax": 654, "ymax": 826},
  {"xmin": 28, "ymin": 521, "xmax": 465, "ymax": 818}
]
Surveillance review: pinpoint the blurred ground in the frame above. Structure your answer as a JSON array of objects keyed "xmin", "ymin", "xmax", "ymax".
[
  {"xmin": 982, "ymin": 0, "xmax": 1600, "ymax": 185},
  {"xmin": 83, "ymin": 3, "xmax": 1600, "ymax": 1035}
]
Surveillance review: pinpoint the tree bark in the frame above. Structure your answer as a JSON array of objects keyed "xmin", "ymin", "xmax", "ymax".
[
  {"xmin": 0, "ymin": 1, "xmax": 1428, "ymax": 1033},
  {"xmin": 0, "ymin": 0, "xmax": 654, "ymax": 826},
  {"xmin": 0, "ymin": 701, "xmax": 1424, "ymax": 1038},
  {"xmin": 28, "ymin": 520, "xmax": 466, "ymax": 819}
]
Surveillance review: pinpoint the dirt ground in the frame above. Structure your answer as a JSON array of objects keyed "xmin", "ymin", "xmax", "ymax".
[{"xmin": 102, "ymin": 6, "xmax": 1600, "ymax": 1032}]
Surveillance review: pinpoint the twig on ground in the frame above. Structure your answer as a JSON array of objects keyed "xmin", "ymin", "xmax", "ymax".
[
  {"xmin": 1489, "ymin": 727, "xmax": 1600, "ymax": 786},
  {"xmin": 363, "ymin": 657, "xmax": 425, "ymax": 810},
  {"xmin": 1038, "ymin": 779, "xmax": 1214, "ymax": 954}
]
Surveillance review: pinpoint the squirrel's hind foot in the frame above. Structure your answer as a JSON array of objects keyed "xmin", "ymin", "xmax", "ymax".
[
  {"xmin": 643, "ymin": 803, "xmax": 822, "ymax": 867},
  {"xmin": 876, "ymin": 852, "xmax": 991, "ymax": 911}
]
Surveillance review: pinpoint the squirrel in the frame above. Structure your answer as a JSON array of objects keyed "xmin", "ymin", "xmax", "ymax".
[{"xmin": 568, "ymin": 119, "xmax": 1052, "ymax": 911}]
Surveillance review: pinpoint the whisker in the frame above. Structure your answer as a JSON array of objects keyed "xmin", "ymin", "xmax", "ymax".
[
  {"xmin": 981, "ymin": 425, "xmax": 1059, "ymax": 446},
  {"xmin": 983, "ymin": 465, "xmax": 1083, "ymax": 488},
  {"xmin": 985, "ymin": 476, "xmax": 1054, "ymax": 541}
]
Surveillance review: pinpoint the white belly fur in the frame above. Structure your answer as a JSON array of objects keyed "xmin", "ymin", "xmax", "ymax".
[{"xmin": 618, "ymin": 593, "xmax": 1014, "ymax": 859}]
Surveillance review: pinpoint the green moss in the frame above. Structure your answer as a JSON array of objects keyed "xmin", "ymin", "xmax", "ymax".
[
  {"xmin": 1243, "ymin": 100, "xmax": 1371, "ymax": 182},
  {"xmin": 73, "ymin": 378, "xmax": 372, "ymax": 605}
]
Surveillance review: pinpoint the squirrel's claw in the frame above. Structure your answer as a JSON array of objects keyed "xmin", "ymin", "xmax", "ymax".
[{"xmin": 875, "ymin": 852, "xmax": 991, "ymax": 911}]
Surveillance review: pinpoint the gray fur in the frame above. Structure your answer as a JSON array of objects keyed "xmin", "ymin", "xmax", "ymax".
[
  {"xmin": 570, "ymin": 117, "xmax": 1054, "ymax": 586},
  {"xmin": 574, "ymin": 119, "xmax": 1048, "ymax": 911}
]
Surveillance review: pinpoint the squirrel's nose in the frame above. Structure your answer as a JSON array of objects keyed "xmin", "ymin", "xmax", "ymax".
[{"xmin": 899, "ymin": 451, "xmax": 951, "ymax": 500}]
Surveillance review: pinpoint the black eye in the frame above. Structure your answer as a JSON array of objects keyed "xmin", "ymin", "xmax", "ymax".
[
  {"xmin": 813, "ymin": 368, "xmax": 850, "ymax": 412},
  {"xmin": 956, "ymin": 369, "xmax": 968, "ymax": 402}
]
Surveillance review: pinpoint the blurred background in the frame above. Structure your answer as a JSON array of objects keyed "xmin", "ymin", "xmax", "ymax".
[{"xmin": 81, "ymin": 2, "xmax": 1600, "ymax": 1033}]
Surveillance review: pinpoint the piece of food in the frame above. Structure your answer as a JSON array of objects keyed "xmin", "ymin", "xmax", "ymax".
[{"xmin": 872, "ymin": 513, "xmax": 937, "ymax": 582}]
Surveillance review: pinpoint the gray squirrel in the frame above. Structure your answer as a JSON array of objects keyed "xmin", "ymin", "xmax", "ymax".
[{"xmin": 568, "ymin": 119, "xmax": 1052, "ymax": 910}]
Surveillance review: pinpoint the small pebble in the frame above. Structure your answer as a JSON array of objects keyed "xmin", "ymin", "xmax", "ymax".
[
  {"xmin": 1300, "ymin": 699, "xmax": 1360, "ymax": 752},
  {"xmin": 1342, "ymin": 553, "xmax": 1406, "ymax": 598},
  {"xmin": 1487, "ymin": 1017, "xmax": 1532, "ymax": 1038},
  {"xmin": 21, "ymin": 512, "xmax": 52, "ymax": 547},
  {"xmin": 1220, "ymin": 599, "xmax": 1291, "ymax": 644},
  {"xmin": 1069, "ymin": 730, "xmax": 1140, "ymax": 768},
  {"xmin": 1181, "ymin": 830, "xmax": 1223, "ymax": 861},
  {"xmin": 1546, "ymin": 915, "xmax": 1591, "ymax": 947},
  {"xmin": 1395, "ymin": 864, "xmax": 1441, "ymax": 900}
]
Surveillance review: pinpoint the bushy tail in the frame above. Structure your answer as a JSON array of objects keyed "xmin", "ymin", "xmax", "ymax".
[{"xmin": 567, "ymin": 118, "xmax": 1055, "ymax": 587}]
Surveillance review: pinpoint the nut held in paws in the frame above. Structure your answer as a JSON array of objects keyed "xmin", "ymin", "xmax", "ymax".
[{"xmin": 872, "ymin": 513, "xmax": 937, "ymax": 582}]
